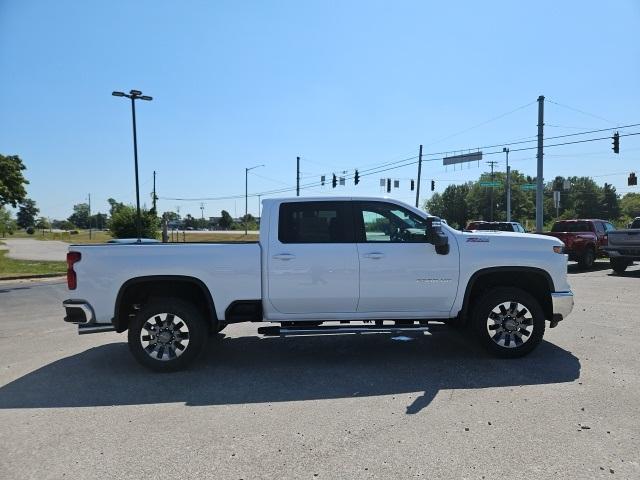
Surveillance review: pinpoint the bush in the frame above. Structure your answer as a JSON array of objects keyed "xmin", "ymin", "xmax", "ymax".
[
  {"xmin": 26, "ymin": 227, "xmax": 35, "ymax": 235},
  {"xmin": 70, "ymin": 230, "xmax": 79, "ymax": 235},
  {"xmin": 109, "ymin": 205, "xmax": 160, "ymax": 239}
]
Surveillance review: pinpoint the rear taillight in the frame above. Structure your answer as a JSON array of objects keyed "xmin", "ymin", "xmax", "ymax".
[{"xmin": 67, "ymin": 252, "xmax": 81, "ymax": 290}]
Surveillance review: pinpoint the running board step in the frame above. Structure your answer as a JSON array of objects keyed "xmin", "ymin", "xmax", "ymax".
[
  {"xmin": 257, "ymin": 325, "xmax": 430, "ymax": 337},
  {"xmin": 78, "ymin": 323, "xmax": 116, "ymax": 335}
]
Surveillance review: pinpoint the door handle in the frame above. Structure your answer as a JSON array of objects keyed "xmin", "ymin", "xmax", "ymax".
[
  {"xmin": 272, "ymin": 253, "xmax": 296, "ymax": 261},
  {"xmin": 363, "ymin": 252, "xmax": 385, "ymax": 259}
]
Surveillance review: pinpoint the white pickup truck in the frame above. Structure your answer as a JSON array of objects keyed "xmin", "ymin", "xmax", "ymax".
[{"xmin": 63, "ymin": 197, "xmax": 574, "ymax": 371}]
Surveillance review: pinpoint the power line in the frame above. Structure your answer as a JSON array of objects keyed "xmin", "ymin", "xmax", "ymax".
[
  {"xmin": 545, "ymin": 98, "xmax": 619, "ymax": 126},
  {"xmin": 160, "ymin": 131, "xmax": 640, "ymax": 202}
]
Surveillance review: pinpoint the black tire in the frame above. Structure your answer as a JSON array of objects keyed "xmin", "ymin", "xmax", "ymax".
[
  {"xmin": 578, "ymin": 248, "xmax": 595, "ymax": 269},
  {"xmin": 610, "ymin": 258, "xmax": 629, "ymax": 274},
  {"xmin": 472, "ymin": 287, "xmax": 545, "ymax": 358},
  {"xmin": 128, "ymin": 298, "xmax": 208, "ymax": 372}
]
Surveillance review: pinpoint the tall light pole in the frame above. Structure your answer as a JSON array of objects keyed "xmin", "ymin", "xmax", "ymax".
[
  {"xmin": 503, "ymin": 147, "xmax": 511, "ymax": 222},
  {"xmin": 112, "ymin": 89, "xmax": 153, "ymax": 242},
  {"xmin": 245, "ymin": 164, "xmax": 264, "ymax": 235}
]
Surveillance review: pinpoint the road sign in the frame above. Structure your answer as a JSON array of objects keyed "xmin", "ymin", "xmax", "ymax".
[
  {"xmin": 521, "ymin": 183, "xmax": 537, "ymax": 190},
  {"xmin": 443, "ymin": 151, "xmax": 483, "ymax": 166},
  {"xmin": 479, "ymin": 181, "xmax": 501, "ymax": 187}
]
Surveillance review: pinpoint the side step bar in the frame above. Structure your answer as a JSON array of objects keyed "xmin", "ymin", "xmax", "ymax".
[
  {"xmin": 78, "ymin": 323, "xmax": 116, "ymax": 335},
  {"xmin": 258, "ymin": 325, "xmax": 430, "ymax": 337}
]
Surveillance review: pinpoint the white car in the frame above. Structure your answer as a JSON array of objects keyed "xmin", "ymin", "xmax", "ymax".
[{"xmin": 63, "ymin": 197, "xmax": 573, "ymax": 371}]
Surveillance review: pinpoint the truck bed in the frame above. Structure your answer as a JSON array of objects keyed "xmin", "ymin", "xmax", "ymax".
[{"xmin": 69, "ymin": 242, "xmax": 262, "ymax": 323}]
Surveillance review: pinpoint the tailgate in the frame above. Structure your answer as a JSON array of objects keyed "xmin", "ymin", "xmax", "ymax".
[{"xmin": 608, "ymin": 230, "xmax": 640, "ymax": 247}]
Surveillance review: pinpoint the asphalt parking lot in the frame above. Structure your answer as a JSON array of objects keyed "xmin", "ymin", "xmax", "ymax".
[{"xmin": 0, "ymin": 262, "xmax": 639, "ymax": 479}]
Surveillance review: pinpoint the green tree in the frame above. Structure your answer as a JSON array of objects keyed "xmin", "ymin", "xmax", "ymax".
[
  {"xmin": 109, "ymin": 205, "xmax": 159, "ymax": 239},
  {"xmin": 425, "ymin": 183, "xmax": 471, "ymax": 229},
  {"xmin": 16, "ymin": 198, "xmax": 39, "ymax": 228},
  {"xmin": 0, "ymin": 154, "xmax": 29, "ymax": 207},
  {"xmin": 162, "ymin": 211, "xmax": 180, "ymax": 222},
  {"xmin": 90, "ymin": 212, "xmax": 108, "ymax": 230},
  {"xmin": 599, "ymin": 183, "xmax": 620, "ymax": 220},
  {"xmin": 68, "ymin": 203, "xmax": 90, "ymax": 229},
  {"xmin": 52, "ymin": 219, "xmax": 75, "ymax": 230},
  {"xmin": 565, "ymin": 177, "xmax": 602, "ymax": 218},
  {"xmin": 620, "ymin": 193, "xmax": 640, "ymax": 218},
  {"xmin": 219, "ymin": 210, "xmax": 234, "ymax": 229},
  {"xmin": 35, "ymin": 217, "xmax": 51, "ymax": 232},
  {"xmin": 0, "ymin": 206, "xmax": 17, "ymax": 237},
  {"xmin": 424, "ymin": 193, "xmax": 444, "ymax": 217},
  {"xmin": 107, "ymin": 198, "xmax": 125, "ymax": 216},
  {"xmin": 465, "ymin": 170, "xmax": 534, "ymax": 224}
]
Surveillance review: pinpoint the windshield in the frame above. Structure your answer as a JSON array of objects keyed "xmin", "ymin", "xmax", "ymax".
[
  {"xmin": 470, "ymin": 222, "xmax": 513, "ymax": 231},
  {"xmin": 551, "ymin": 221, "xmax": 592, "ymax": 233},
  {"xmin": 631, "ymin": 219, "xmax": 640, "ymax": 229}
]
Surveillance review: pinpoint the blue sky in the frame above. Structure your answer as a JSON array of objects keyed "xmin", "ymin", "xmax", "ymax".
[{"xmin": 1, "ymin": 0, "xmax": 639, "ymax": 219}]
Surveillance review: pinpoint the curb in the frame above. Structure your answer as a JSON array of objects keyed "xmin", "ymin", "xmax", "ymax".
[{"xmin": 0, "ymin": 273, "xmax": 66, "ymax": 281}]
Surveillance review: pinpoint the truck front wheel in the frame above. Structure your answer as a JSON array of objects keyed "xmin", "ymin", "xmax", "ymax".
[
  {"xmin": 128, "ymin": 298, "xmax": 208, "ymax": 372},
  {"xmin": 472, "ymin": 287, "xmax": 545, "ymax": 358}
]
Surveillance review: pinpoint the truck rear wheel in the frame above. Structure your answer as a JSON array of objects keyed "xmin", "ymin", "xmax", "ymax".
[
  {"xmin": 128, "ymin": 298, "xmax": 208, "ymax": 372},
  {"xmin": 610, "ymin": 258, "xmax": 630, "ymax": 274},
  {"xmin": 472, "ymin": 287, "xmax": 545, "ymax": 358}
]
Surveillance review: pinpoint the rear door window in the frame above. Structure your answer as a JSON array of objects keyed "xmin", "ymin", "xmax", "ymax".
[
  {"xmin": 278, "ymin": 202, "xmax": 354, "ymax": 243},
  {"xmin": 551, "ymin": 221, "xmax": 593, "ymax": 232}
]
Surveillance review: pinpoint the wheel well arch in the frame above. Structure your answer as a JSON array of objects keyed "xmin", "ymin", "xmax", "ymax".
[
  {"xmin": 113, "ymin": 275, "xmax": 217, "ymax": 332},
  {"xmin": 460, "ymin": 267, "xmax": 554, "ymax": 323}
]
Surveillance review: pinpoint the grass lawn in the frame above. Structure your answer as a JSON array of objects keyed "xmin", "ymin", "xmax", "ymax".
[
  {"xmin": 171, "ymin": 232, "xmax": 259, "ymax": 242},
  {"xmin": 0, "ymin": 247, "xmax": 66, "ymax": 279}
]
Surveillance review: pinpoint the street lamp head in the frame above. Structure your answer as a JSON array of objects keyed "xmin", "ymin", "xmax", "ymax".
[
  {"xmin": 139, "ymin": 95, "xmax": 153, "ymax": 101},
  {"xmin": 112, "ymin": 91, "xmax": 126, "ymax": 97},
  {"xmin": 129, "ymin": 89, "xmax": 143, "ymax": 96}
]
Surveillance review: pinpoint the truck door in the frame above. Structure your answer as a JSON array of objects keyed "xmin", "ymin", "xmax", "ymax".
[
  {"xmin": 353, "ymin": 201, "xmax": 459, "ymax": 315},
  {"xmin": 267, "ymin": 201, "xmax": 359, "ymax": 314}
]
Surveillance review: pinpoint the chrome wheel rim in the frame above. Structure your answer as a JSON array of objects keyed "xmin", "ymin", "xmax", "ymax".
[
  {"xmin": 140, "ymin": 313, "xmax": 190, "ymax": 361},
  {"xmin": 486, "ymin": 301, "xmax": 533, "ymax": 348}
]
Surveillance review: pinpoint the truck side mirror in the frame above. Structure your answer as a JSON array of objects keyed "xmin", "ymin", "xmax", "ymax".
[{"xmin": 426, "ymin": 217, "xmax": 450, "ymax": 255}]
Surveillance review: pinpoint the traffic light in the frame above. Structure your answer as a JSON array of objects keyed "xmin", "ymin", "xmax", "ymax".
[
  {"xmin": 410, "ymin": 180, "xmax": 415, "ymax": 191},
  {"xmin": 629, "ymin": 172, "xmax": 638, "ymax": 186},
  {"xmin": 612, "ymin": 131, "xmax": 620, "ymax": 154},
  {"xmin": 386, "ymin": 178, "xmax": 391, "ymax": 193},
  {"xmin": 431, "ymin": 180, "xmax": 435, "ymax": 191},
  {"xmin": 332, "ymin": 174, "xmax": 337, "ymax": 188},
  {"xmin": 354, "ymin": 170, "xmax": 360, "ymax": 185}
]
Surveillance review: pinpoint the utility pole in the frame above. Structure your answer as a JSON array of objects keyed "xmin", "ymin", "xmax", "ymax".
[
  {"xmin": 200, "ymin": 202, "xmax": 204, "ymax": 220},
  {"xmin": 487, "ymin": 161, "xmax": 498, "ymax": 221},
  {"xmin": 296, "ymin": 156, "xmax": 300, "ymax": 197},
  {"xmin": 536, "ymin": 95, "xmax": 545, "ymax": 233},
  {"xmin": 88, "ymin": 193, "xmax": 92, "ymax": 240},
  {"xmin": 245, "ymin": 164, "xmax": 264, "ymax": 235},
  {"xmin": 152, "ymin": 170, "xmax": 157, "ymax": 213},
  {"xmin": 258, "ymin": 194, "xmax": 262, "ymax": 219},
  {"xmin": 415, "ymin": 144, "xmax": 423, "ymax": 208},
  {"xmin": 503, "ymin": 148, "xmax": 511, "ymax": 222}
]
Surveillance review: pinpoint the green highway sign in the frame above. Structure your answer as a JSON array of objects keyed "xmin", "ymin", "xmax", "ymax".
[
  {"xmin": 479, "ymin": 181, "xmax": 501, "ymax": 187},
  {"xmin": 521, "ymin": 183, "xmax": 537, "ymax": 190}
]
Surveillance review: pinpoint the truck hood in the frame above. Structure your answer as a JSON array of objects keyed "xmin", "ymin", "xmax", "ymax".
[{"xmin": 459, "ymin": 230, "xmax": 564, "ymax": 250}]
